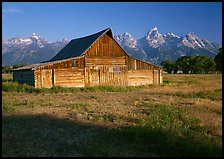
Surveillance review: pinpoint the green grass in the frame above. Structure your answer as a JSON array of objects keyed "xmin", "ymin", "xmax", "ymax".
[
  {"xmin": 2, "ymin": 73, "xmax": 147, "ymax": 93},
  {"xmin": 81, "ymin": 103, "xmax": 221, "ymax": 157},
  {"xmin": 3, "ymin": 106, "xmax": 221, "ymax": 157},
  {"xmin": 2, "ymin": 73, "xmax": 13, "ymax": 82},
  {"xmin": 2, "ymin": 73, "xmax": 222, "ymax": 157},
  {"xmin": 162, "ymin": 73, "xmax": 222, "ymax": 86},
  {"xmin": 173, "ymin": 89, "xmax": 222, "ymax": 100},
  {"xmin": 2, "ymin": 81, "xmax": 146, "ymax": 93},
  {"xmin": 84, "ymin": 125, "xmax": 221, "ymax": 157},
  {"xmin": 145, "ymin": 88, "xmax": 222, "ymax": 101},
  {"xmin": 67, "ymin": 102, "xmax": 90, "ymax": 109}
]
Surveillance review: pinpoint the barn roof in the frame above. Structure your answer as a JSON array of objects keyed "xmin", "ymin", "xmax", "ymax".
[{"xmin": 49, "ymin": 27, "xmax": 129, "ymax": 62}]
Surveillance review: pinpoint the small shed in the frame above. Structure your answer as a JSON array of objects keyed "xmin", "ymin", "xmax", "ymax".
[{"xmin": 13, "ymin": 28, "xmax": 163, "ymax": 88}]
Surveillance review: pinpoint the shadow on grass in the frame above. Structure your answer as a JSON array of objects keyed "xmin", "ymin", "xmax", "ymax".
[{"xmin": 2, "ymin": 114, "xmax": 221, "ymax": 157}]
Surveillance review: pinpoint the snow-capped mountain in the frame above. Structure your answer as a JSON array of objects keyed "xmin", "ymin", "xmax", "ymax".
[
  {"xmin": 114, "ymin": 32, "xmax": 148, "ymax": 61},
  {"xmin": 2, "ymin": 34, "xmax": 69, "ymax": 65},
  {"xmin": 2, "ymin": 27, "xmax": 220, "ymax": 66},
  {"xmin": 114, "ymin": 32, "xmax": 137, "ymax": 48},
  {"xmin": 2, "ymin": 33, "xmax": 48, "ymax": 54},
  {"xmin": 114, "ymin": 27, "xmax": 220, "ymax": 65},
  {"xmin": 138, "ymin": 26, "xmax": 165, "ymax": 49},
  {"xmin": 178, "ymin": 32, "xmax": 205, "ymax": 48},
  {"xmin": 146, "ymin": 26, "xmax": 165, "ymax": 47}
]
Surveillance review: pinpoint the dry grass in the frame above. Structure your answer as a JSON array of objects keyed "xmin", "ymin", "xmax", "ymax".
[{"xmin": 2, "ymin": 73, "xmax": 222, "ymax": 157}]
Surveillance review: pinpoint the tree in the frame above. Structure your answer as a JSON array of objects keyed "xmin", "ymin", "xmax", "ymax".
[
  {"xmin": 214, "ymin": 48, "xmax": 222, "ymax": 72},
  {"xmin": 192, "ymin": 56, "xmax": 206, "ymax": 74},
  {"xmin": 161, "ymin": 60, "xmax": 175, "ymax": 73},
  {"xmin": 12, "ymin": 63, "xmax": 28, "ymax": 69},
  {"xmin": 189, "ymin": 56, "xmax": 196, "ymax": 73},
  {"xmin": 2, "ymin": 65, "xmax": 13, "ymax": 73},
  {"xmin": 176, "ymin": 56, "xmax": 191, "ymax": 74},
  {"xmin": 190, "ymin": 56, "xmax": 215, "ymax": 74},
  {"xmin": 204, "ymin": 56, "xmax": 215, "ymax": 73}
]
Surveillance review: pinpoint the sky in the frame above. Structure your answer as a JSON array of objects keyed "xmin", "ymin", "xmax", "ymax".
[{"xmin": 2, "ymin": 2, "xmax": 222, "ymax": 45}]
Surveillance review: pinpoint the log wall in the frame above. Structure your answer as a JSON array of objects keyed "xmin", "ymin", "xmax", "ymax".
[
  {"xmin": 85, "ymin": 65, "xmax": 127, "ymax": 87},
  {"xmin": 34, "ymin": 56, "xmax": 85, "ymax": 88},
  {"xmin": 53, "ymin": 68, "xmax": 84, "ymax": 87},
  {"xmin": 128, "ymin": 70, "xmax": 153, "ymax": 86}
]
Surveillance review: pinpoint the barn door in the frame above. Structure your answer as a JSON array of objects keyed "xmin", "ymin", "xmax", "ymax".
[
  {"xmin": 85, "ymin": 66, "xmax": 100, "ymax": 87},
  {"xmin": 41, "ymin": 69, "xmax": 53, "ymax": 88},
  {"xmin": 153, "ymin": 70, "xmax": 159, "ymax": 84}
]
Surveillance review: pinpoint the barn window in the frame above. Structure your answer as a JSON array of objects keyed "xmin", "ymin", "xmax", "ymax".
[
  {"xmin": 114, "ymin": 66, "xmax": 121, "ymax": 73},
  {"xmin": 72, "ymin": 60, "xmax": 77, "ymax": 67},
  {"xmin": 109, "ymin": 67, "xmax": 114, "ymax": 73}
]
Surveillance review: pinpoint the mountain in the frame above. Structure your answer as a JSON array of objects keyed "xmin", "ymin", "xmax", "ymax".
[
  {"xmin": 114, "ymin": 27, "xmax": 220, "ymax": 65},
  {"xmin": 2, "ymin": 33, "xmax": 69, "ymax": 65},
  {"xmin": 114, "ymin": 32, "xmax": 148, "ymax": 61},
  {"xmin": 2, "ymin": 28, "xmax": 221, "ymax": 66}
]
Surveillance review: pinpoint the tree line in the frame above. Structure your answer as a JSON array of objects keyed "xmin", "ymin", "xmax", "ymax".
[
  {"xmin": 2, "ymin": 63, "xmax": 28, "ymax": 74},
  {"xmin": 161, "ymin": 48, "xmax": 222, "ymax": 74}
]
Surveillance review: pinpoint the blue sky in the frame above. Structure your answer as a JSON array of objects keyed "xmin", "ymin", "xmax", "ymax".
[{"xmin": 2, "ymin": 2, "xmax": 222, "ymax": 45}]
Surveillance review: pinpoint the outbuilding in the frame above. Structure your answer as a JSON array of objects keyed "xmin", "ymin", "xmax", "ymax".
[{"xmin": 13, "ymin": 28, "xmax": 163, "ymax": 88}]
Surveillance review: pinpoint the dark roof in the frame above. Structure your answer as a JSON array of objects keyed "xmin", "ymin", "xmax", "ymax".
[{"xmin": 49, "ymin": 27, "xmax": 114, "ymax": 62}]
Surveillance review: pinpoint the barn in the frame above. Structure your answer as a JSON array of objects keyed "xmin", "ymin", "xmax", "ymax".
[{"xmin": 13, "ymin": 28, "xmax": 163, "ymax": 88}]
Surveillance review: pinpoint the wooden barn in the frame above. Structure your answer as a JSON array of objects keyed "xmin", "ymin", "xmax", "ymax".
[{"xmin": 13, "ymin": 28, "xmax": 163, "ymax": 88}]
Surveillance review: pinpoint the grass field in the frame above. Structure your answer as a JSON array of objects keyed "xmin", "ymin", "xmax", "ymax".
[{"xmin": 2, "ymin": 73, "xmax": 222, "ymax": 157}]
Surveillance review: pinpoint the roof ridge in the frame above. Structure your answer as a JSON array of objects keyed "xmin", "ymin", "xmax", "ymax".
[
  {"xmin": 49, "ymin": 28, "xmax": 113, "ymax": 61},
  {"xmin": 71, "ymin": 27, "xmax": 111, "ymax": 41}
]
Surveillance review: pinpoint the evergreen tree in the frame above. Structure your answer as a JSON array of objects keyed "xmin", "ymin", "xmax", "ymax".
[{"xmin": 214, "ymin": 48, "xmax": 222, "ymax": 72}]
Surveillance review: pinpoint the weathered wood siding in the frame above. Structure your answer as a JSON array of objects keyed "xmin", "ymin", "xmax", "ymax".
[
  {"xmin": 13, "ymin": 70, "xmax": 35, "ymax": 86},
  {"xmin": 34, "ymin": 69, "xmax": 53, "ymax": 88},
  {"xmin": 34, "ymin": 57, "xmax": 85, "ymax": 88},
  {"xmin": 39, "ymin": 56, "xmax": 85, "ymax": 70},
  {"xmin": 85, "ymin": 56, "xmax": 126, "ymax": 66},
  {"xmin": 84, "ymin": 33, "xmax": 128, "ymax": 86},
  {"xmin": 159, "ymin": 70, "xmax": 163, "ymax": 84},
  {"xmin": 128, "ymin": 70, "xmax": 153, "ymax": 86},
  {"xmin": 152, "ymin": 70, "xmax": 163, "ymax": 84},
  {"xmin": 85, "ymin": 33, "xmax": 127, "ymax": 58},
  {"xmin": 126, "ymin": 57, "xmax": 162, "ymax": 86},
  {"xmin": 53, "ymin": 68, "xmax": 84, "ymax": 87},
  {"xmin": 127, "ymin": 57, "xmax": 153, "ymax": 70},
  {"xmin": 85, "ymin": 65, "xmax": 127, "ymax": 86}
]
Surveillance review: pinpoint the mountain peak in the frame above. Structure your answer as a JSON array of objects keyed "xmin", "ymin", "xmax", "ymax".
[
  {"xmin": 123, "ymin": 32, "xmax": 132, "ymax": 37},
  {"xmin": 151, "ymin": 26, "xmax": 158, "ymax": 31},
  {"xmin": 62, "ymin": 38, "xmax": 69, "ymax": 43},
  {"xmin": 145, "ymin": 26, "xmax": 164, "ymax": 48},
  {"xmin": 114, "ymin": 32, "xmax": 137, "ymax": 48},
  {"xmin": 124, "ymin": 32, "xmax": 130, "ymax": 35},
  {"xmin": 186, "ymin": 32, "xmax": 197, "ymax": 38},
  {"xmin": 181, "ymin": 32, "xmax": 207, "ymax": 48},
  {"xmin": 165, "ymin": 32, "xmax": 180, "ymax": 38},
  {"xmin": 30, "ymin": 33, "xmax": 41, "ymax": 39},
  {"xmin": 147, "ymin": 26, "xmax": 159, "ymax": 35}
]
